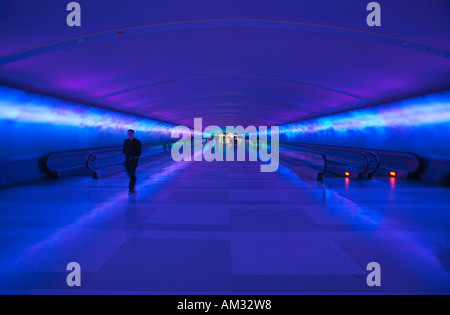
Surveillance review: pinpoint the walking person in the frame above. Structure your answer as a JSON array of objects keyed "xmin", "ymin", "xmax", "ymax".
[{"xmin": 123, "ymin": 129, "xmax": 142, "ymax": 193}]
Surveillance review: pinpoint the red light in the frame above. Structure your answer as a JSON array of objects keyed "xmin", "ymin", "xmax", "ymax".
[
  {"xmin": 345, "ymin": 172, "xmax": 350, "ymax": 177},
  {"xmin": 390, "ymin": 177, "xmax": 396, "ymax": 189},
  {"xmin": 390, "ymin": 172, "xmax": 396, "ymax": 177}
]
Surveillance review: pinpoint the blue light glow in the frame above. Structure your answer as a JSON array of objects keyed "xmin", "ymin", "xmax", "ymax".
[
  {"xmin": 0, "ymin": 86, "xmax": 175, "ymax": 135},
  {"xmin": 280, "ymin": 91, "xmax": 450, "ymax": 159},
  {"xmin": 0, "ymin": 85, "xmax": 176, "ymax": 162}
]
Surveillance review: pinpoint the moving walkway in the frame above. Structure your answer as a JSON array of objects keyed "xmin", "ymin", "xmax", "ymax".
[{"xmin": 280, "ymin": 143, "xmax": 420, "ymax": 181}]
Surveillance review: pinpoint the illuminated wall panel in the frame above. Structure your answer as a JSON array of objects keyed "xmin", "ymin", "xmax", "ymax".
[
  {"xmin": 280, "ymin": 91, "xmax": 450, "ymax": 160},
  {"xmin": 0, "ymin": 85, "xmax": 176, "ymax": 161}
]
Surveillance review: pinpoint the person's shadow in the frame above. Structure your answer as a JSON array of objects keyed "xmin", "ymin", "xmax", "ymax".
[{"xmin": 126, "ymin": 193, "xmax": 144, "ymax": 238}]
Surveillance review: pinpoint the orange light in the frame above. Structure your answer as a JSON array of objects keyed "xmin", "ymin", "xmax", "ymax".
[
  {"xmin": 390, "ymin": 172, "xmax": 396, "ymax": 177},
  {"xmin": 390, "ymin": 177, "xmax": 396, "ymax": 189},
  {"xmin": 345, "ymin": 177, "xmax": 350, "ymax": 188},
  {"xmin": 345, "ymin": 172, "xmax": 350, "ymax": 177}
]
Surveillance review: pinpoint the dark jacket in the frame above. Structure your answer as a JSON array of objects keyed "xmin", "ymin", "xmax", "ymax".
[{"xmin": 123, "ymin": 138, "xmax": 142, "ymax": 159}]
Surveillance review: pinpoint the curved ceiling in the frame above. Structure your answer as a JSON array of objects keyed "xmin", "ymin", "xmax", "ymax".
[{"xmin": 0, "ymin": 0, "xmax": 449, "ymax": 128}]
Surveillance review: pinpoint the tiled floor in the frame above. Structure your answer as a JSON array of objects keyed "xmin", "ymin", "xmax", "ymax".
[{"xmin": 0, "ymin": 153, "xmax": 449, "ymax": 294}]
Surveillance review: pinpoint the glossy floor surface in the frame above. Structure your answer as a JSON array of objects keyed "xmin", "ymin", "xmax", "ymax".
[{"xmin": 0, "ymin": 154, "xmax": 449, "ymax": 294}]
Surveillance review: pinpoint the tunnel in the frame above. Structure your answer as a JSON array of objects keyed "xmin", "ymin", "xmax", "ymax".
[{"xmin": 0, "ymin": 1, "xmax": 449, "ymax": 296}]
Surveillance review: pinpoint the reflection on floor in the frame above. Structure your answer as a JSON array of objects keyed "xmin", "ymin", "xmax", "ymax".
[{"xmin": 0, "ymin": 155, "xmax": 449, "ymax": 294}]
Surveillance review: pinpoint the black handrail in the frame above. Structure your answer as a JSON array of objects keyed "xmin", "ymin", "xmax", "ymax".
[
  {"xmin": 44, "ymin": 142, "xmax": 174, "ymax": 178},
  {"xmin": 282, "ymin": 142, "xmax": 375, "ymax": 179},
  {"xmin": 86, "ymin": 142, "xmax": 173, "ymax": 175},
  {"xmin": 362, "ymin": 152, "xmax": 381, "ymax": 179},
  {"xmin": 280, "ymin": 144, "xmax": 328, "ymax": 174},
  {"xmin": 289, "ymin": 143, "xmax": 420, "ymax": 178},
  {"xmin": 44, "ymin": 150, "xmax": 92, "ymax": 178}
]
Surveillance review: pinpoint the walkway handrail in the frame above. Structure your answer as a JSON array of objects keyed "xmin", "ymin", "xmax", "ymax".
[
  {"xmin": 362, "ymin": 152, "xmax": 381, "ymax": 177},
  {"xmin": 44, "ymin": 142, "xmax": 174, "ymax": 178},
  {"xmin": 86, "ymin": 142, "xmax": 174, "ymax": 174},
  {"xmin": 280, "ymin": 144, "xmax": 328, "ymax": 174},
  {"xmin": 282, "ymin": 142, "xmax": 376, "ymax": 179},
  {"xmin": 289, "ymin": 143, "xmax": 420, "ymax": 176}
]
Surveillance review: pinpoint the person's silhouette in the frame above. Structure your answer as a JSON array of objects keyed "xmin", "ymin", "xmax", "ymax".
[{"xmin": 123, "ymin": 129, "xmax": 142, "ymax": 193}]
